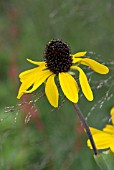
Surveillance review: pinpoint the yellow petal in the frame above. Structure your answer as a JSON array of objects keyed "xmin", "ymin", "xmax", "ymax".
[
  {"xmin": 19, "ymin": 63, "xmax": 46, "ymax": 82},
  {"xmin": 87, "ymin": 133, "xmax": 113, "ymax": 150},
  {"xmin": 71, "ymin": 66, "xmax": 93, "ymax": 101},
  {"xmin": 81, "ymin": 58, "xmax": 109, "ymax": 74},
  {"xmin": 72, "ymin": 51, "xmax": 87, "ymax": 58},
  {"xmin": 93, "ymin": 134, "xmax": 113, "ymax": 149},
  {"xmin": 89, "ymin": 127, "xmax": 103, "ymax": 135},
  {"xmin": 72, "ymin": 58, "xmax": 83, "ymax": 64},
  {"xmin": 110, "ymin": 107, "xmax": 114, "ymax": 125},
  {"xmin": 17, "ymin": 68, "xmax": 41, "ymax": 98},
  {"xmin": 17, "ymin": 77, "xmax": 36, "ymax": 99},
  {"xmin": 59, "ymin": 72, "xmax": 78, "ymax": 103},
  {"xmin": 45, "ymin": 74, "xmax": 59, "ymax": 108},
  {"xmin": 110, "ymin": 143, "xmax": 114, "ymax": 153},
  {"xmin": 27, "ymin": 58, "xmax": 45, "ymax": 66},
  {"xmin": 88, "ymin": 126, "xmax": 114, "ymax": 151},
  {"xmin": 103, "ymin": 125, "xmax": 114, "ymax": 134},
  {"xmin": 19, "ymin": 67, "xmax": 41, "ymax": 82},
  {"xmin": 25, "ymin": 70, "xmax": 52, "ymax": 93}
]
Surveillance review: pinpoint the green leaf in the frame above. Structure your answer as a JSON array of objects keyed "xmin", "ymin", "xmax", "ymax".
[{"xmin": 94, "ymin": 150, "xmax": 114, "ymax": 170}]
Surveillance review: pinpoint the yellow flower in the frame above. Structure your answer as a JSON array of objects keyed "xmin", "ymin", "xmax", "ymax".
[
  {"xmin": 17, "ymin": 40, "xmax": 109, "ymax": 107},
  {"xmin": 87, "ymin": 107, "xmax": 114, "ymax": 152}
]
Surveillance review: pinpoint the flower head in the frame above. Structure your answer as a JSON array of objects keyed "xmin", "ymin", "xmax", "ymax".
[
  {"xmin": 17, "ymin": 39, "xmax": 109, "ymax": 107},
  {"xmin": 87, "ymin": 107, "xmax": 114, "ymax": 153}
]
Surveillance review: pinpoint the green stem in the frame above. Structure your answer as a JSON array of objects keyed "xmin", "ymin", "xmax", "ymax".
[{"xmin": 73, "ymin": 103, "xmax": 98, "ymax": 155}]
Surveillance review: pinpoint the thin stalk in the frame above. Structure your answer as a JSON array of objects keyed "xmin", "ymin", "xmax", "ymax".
[{"xmin": 73, "ymin": 103, "xmax": 98, "ymax": 155}]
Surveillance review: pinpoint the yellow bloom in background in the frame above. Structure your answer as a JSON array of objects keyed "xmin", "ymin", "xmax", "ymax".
[
  {"xmin": 87, "ymin": 107, "xmax": 114, "ymax": 152},
  {"xmin": 17, "ymin": 39, "xmax": 109, "ymax": 107}
]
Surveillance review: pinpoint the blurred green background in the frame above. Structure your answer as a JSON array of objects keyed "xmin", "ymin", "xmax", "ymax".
[{"xmin": 0, "ymin": 0, "xmax": 114, "ymax": 169}]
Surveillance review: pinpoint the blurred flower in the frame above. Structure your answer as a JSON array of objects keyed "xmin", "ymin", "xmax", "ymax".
[
  {"xmin": 87, "ymin": 107, "xmax": 114, "ymax": 153},
  {"xmin": 17, "ymin": 40, "xmax": 109, "ymax": 107}
]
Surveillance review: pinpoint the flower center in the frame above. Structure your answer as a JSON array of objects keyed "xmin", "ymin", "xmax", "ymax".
[{"xmin": 44, "ymin": 39, "xmax": 73, "ymax": 75}]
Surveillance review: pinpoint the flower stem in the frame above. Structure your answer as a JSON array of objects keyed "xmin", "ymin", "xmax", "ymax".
[{"xmin": 73, "ymin": 103, "xmax": 98, "ymax": 155}]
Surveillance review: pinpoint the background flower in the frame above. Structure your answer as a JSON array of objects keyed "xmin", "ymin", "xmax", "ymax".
[{"xmin": 87, "ymin": 107, "xmax": 114, "ymax": 153}]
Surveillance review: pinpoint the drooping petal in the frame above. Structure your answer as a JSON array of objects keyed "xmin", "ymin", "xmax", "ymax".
[
  {"xmin": 103, "ymin": 125, "xmax": 114, "ymax": 134},
  {"xmin": 110, "ymin": 107, "xmax": 114, "ymax": 125},
  {"xmin": 71, "ymin": 66, "xmax": 93, "ymax": 101},
  {"xmin": 17, "ymin": 67, "xmax": 42, "ymax": 98},
  {"xmin": 19, "ymin": 67, "xmax": 42, "ymax": 82},
  {"xmin": 45, "ymin": 74, "xmax": 59, "ymax": 108},
  {"xmin": 27, "ymin": 58, "xmax": 45, "ymax": 66},
  {"xmin": 72, "ymin": 51, "xmax": 87, "ymax": 58},
  {"xmin": 59, "ymin": 72, "xmax": 78, "ymax": 103},
  {"xmin": 19, "ymin": 62, "xmax": 46, "ymax": 82},
  {"xmin": 81, "ymin": 58, "xmax": 109, "ymax": 74},
  {"xmin": 17, "ymin": 76, "xmax": 36, "ymax": 99},
  {"xmin": 25, "ymin": 70, "xmax": 52, "ymax": 93}
]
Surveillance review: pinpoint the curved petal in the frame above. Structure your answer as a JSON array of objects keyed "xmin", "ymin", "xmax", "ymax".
[
  {"xmin": 110, "ymin": 107, "xmax": 114, "ymax": 125},
  {"xmin": 17, "ymin": 67, "xmax": 42, "ymax": 98},
  {"xmin": 27, "ymin": 58, "xmax": 45, "ymax": 66},
  {"xmin": 71, "ymin": 66, "xmax": 93, "ymax": 101},
  {"xmin": 59, "ymin": 72, "xmax": 78, "ymax": 103},
  {"xmin": 45, "ymin": 74, "xmax": 59, "ymax": 108},
  {"xmin": 25, "ymin": 70, "xmax": 52, "ymax": 93},
  {"xmin": 81, "ymin": 58, "xmax": 109, "ymax": 74},
  {"xmin": 17, "ymin": 76, "xmax": 36, "ymax": 99},
  {"xmin": 72, "ymin": 51, "xmax": 87, "ymax": 58}
]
